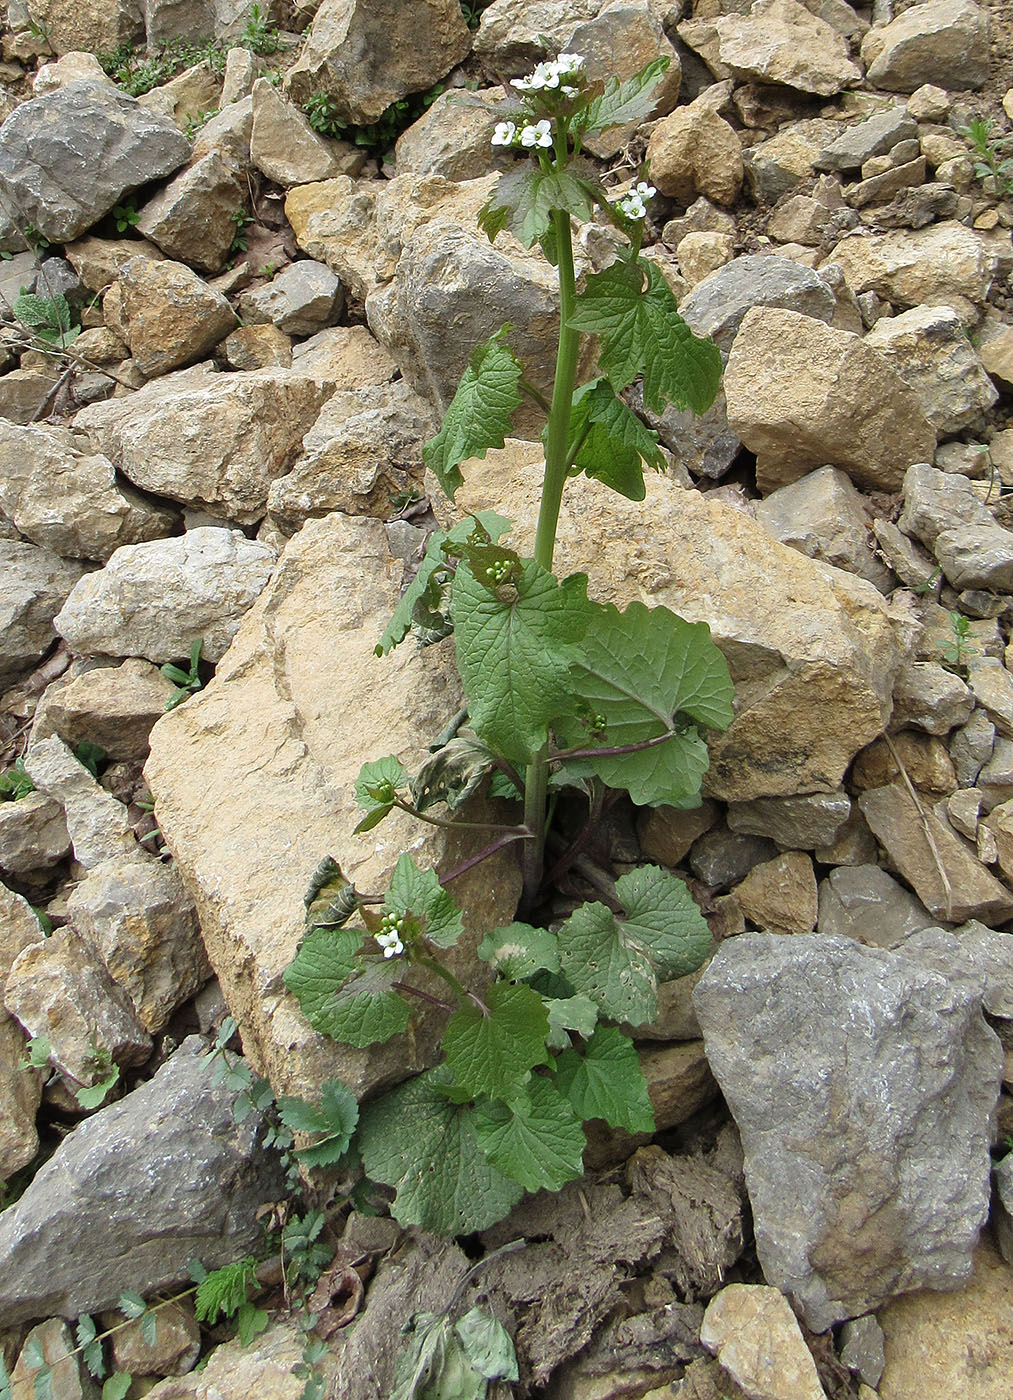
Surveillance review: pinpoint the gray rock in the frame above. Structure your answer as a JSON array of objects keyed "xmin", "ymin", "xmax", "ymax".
[
  {"xmin": 678, "ymin": 254, "xmax": 836, "ymax": 351},
  {"xmin": 894, "ymin": 921, "xmax": 1013, "ymax": 1021},
  {"xmin": 689, "ymin": 826, "xmax": 778, "ymax": 889},
  {"xmin": 0, "ymin": 791, "xmax": 71, "ymax": 879},
  {"xmin": 54, "ymin": 528, "xmax": 278, "ymax": 666},
  {"xmin": 626, "ymin": 379, "xmax": 741, "ymax": 481},
  {"xmin": 864, "ymin": 304, "xmax": 997, "ymax": 435},
  {"xmin": 4, "ymin": 924, "xmax": 152, "ymax": 1086},
  {"xmin": 995, "ymin": 1155, "xmax": 1013, "ymax": 1265},
  {"xmin": 892, "ymin": 661, "xmax": 975, "ymax": 735},
  {"xmin": 934, "ymin": 526, "xmax": 1013, "ymax": 594},
  {"xmin": 249, "ymin": 78, "xmax": 347, "ymax": 188},
  {"xmin": 0, "ymin": 81, "xmax": 189, "ymax": 243},
  {"xmin": 66, "ymin": 855, "xmax": 209, "ymax": 1034},
  {"xmin": 393, "ymin": 88, "xmax": 503, "ymax": 182},
  {"xmin": 817, "ymin": 863, "xmax": 937, "ymax": 946},
  {"xmin": 23, "ymin": 736, "xmax": 136, "ymax": 869},
  {"xmin": 32, "ymin": 658, "xmax": 175, "ymax": 762},
  {"xmin": 693, "ymin": 933, "xmax": 1002, "ymax": 1332},
  {"xmin": 756, "ymin": 465, "xmax": 894, "ymax": 592},
  {"xmin": 239, "ymin": 260, "xmax": 345, "ymax": 338},
  {"xmin": 898, "ymin": 463, "xmax": 995, "ymax": 551},
  {"xmin": 726, "ymin": 790, "xmax": 851, "ymax": 850},
  {"xmin": 0, "ymin": 541, "xmax": 86, "ymax": 691},
  {"xmin": 0, "ymin": 421, "xmax": 176, "ymax": 563},
  {"xmin": 861, "ymin": 0, "xmax": 989, "ymax": 92},
  {"xmin": 873, "ymin": 518, "xmax": 940, "ymax": 593},
  {"xmin": 978, "ymin": 737, "xmax": 1013, "ymax": 812},
  {"xmin": 967, "ymin": 658, "xmax": 1013, "ymax": 738},
  {"xmin": 816, "ymin": 107, "xmax": 918, "ymax": 172},
  {"xmin": 839, "ymin": 1314, "xmax": 886, "ymax": 1387},
  {"xmin": 742, "ymin": 117, "xmax": 842, "ymax": 204},
  {"xmin": 0, "ymin": 1037, "xmax": 285, "ymax": 1324}
]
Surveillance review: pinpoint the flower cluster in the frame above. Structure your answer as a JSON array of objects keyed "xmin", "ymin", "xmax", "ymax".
[
  {"xmin": 376, "ymin": 911, "xmax": 407, "ymax": 959},
  {"xmin": 492, "ymin": 118, "xmax": 553, "ymax": 149},
  {"xmin": 511, "ymin": 52, "xmax": 584, "ymax": 97},
  {"xmin": 613, "ymin": 180, "xmax": 656, "ymax": 221}
]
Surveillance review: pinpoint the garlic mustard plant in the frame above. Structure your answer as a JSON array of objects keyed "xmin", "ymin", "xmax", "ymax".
[{"xmin": 284, "ymin": 54, "xmax": 733, "ymax": 1237}]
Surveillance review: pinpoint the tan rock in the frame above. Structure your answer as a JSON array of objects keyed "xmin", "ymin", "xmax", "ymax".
[
  {"xmin": 647, "ymin": 102, "xmax": 743, "ymax": 207},
  {"xmin": 638, "ymin": 800, "xmax": 720, "ymax": 867},
  {"xmin": 724, "ymin": 307, "xmax": 936, "ymax": 493},
  {"xmin": 138, "ymin": 62, "xmax": 221, "ymax": 131},
  {"xmin": 829, "ymin": 221, "xmax": 1009, "ymax": 312},
  {"xmin": 979, "ymin": 320, "xmax": 1013, "ymax": 389},
  {"xmin": 143, "ymin": 1321, "xmax": 325, "ymax": 1400},
  {"xmin": 117, "ymin": 257, "xmax": 236, "ymax": 378},
  {"xmin": 23, "ymin": 0, "xmax": 143, "ymax": 57},
  {"xmin": 704, "ymin": 0, "xmax": 861, "ymax": 96},
  {"xmin": 0, "ymin": 790, "xmax": 71, "ymax": 879},
  {"xmin": 33, "ymin": 658, "xmax": 175, "ymax": 761},
  {"xmin": 700, "ymin": 1284, "xmax": 827, "ymax": 1400},
  {"xmin": 0, "ymin": 1009, "xmax": 42, "ymax": 1179},
  {"xmin": 444, "ymin": 441, "xmax": 899, "ymax": 801},
  {"xmin": 861, "ymin": 0, "xmax": 990, "ymax": 93},
  {"xmin": 864, "ymin": 304, "xmax": 997, "ymax": 434},
  {"xmin": 584, "ymin": 1040, "xmax": 718, "ymax": 1169},
  {"xmin": 393, "ymin": 88, "xmax": 503, "ymax": 182},
  {"xmin": 285, "ymin": 0, "xmax": 473, "ymax": 124},
  {"xmin": 733, "ymin": 851, "xmax": 818, "ymax": 934},
  {"xmin": 144, "ymin": 513, "xmax": 522, "ymax": 1101},
  {"xmin": 675, "ymin": 231, "xmax": 736, "ymax": 285},
  {"xmin": 106, "ymin": 1298, "xmax": 200, "ymax": 1377},
  {"xmin": 858, "ymin": 782, "xmax": 1013, "ymax": 923},
  {"xmin": 33, "ymin": 50, "xmax": 113, "ymax": 94},
  {"xmin": 64, "ymin": 235, "xmax": 160, "ymax": 292},
  {"xmin": 290, "ymin": 324, "xmax": 398, "ymax": 387},
  {"xmin": 136, "ymin": 151, "xmax": 247, "ymax": 276},
  {"xmin": 878, "ymin": 1236, "xmax": 1013, "ymax": 1399},
  {"xmin": 250, "ymin": 79, "xmax": 344, "ymax": 187},
  {"xmin": 11, "ymin": 1318, "xmax": 95, "ymax": 1400},
  {"xmin": 222, "ymin": 324, "xmax": 293, "ymax": 371}
]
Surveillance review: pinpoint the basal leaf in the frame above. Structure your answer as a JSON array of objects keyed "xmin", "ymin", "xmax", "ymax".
[
  {"xmin": 575, "ymin": 57, "xmax": 670, "ymax": 140},
  {"xmin": 358, "ymin": 1066, "xmax": 524, "ymax": 1234},
  {"xmin": 558, "ymin": 864, "xmax": 711, "ymax": 1024},
  {"xmin": 423, "ymin": 329, "xmax": 523, "ymax": 499},
  {"xmin": 453, "ymin": 558, "xmax": 593, "ymax": 764},
  {"xmin": 567, "ymin": 378, "xmax": 665, "ymax": 501},
  {"xmin": 277, "ymin": 1078, "xmax": 358, "ymax": 1167},
  {"xmin": 477, "ymin": 923, "xmax": 560, "ymax": 980},
  {"xmin": 544, "ymin": 994, "xmax": 598, "ymax": 1050},
  {"xmin": 568, "ymin": 256, "xmax": 722, "ymax": 414},
  {"xmin": 375, "ymin": 511, "xmax": 512, "ymax": 657},
  {"xmin": 284, "ymin": 926, "xmax": 411, "ymax": 1046},
  {"xmin": 554, "ymin": 1025, "xmax": 654, "ymax": 1133},
  {"xmin": 557, "ymin": 600, "xmax": 734, "ymax": 807},
  {"xmin": 411, "ymin": 732, "xmax": 498, "ymax": 813},
  {"xmin": 443, "ymin": 982, "xmax": 549, "ymax": 1103},
  {"xmin": 474, "ymin": 1077, "xmax": 585, "ymax": 1193},
  {"xmin": 455, "ymin": 1307, "xmax": 519, "ymax": 1383},
  {"xmin": 387, "ymin": 852, "xmax": 465, "ymax": 949}
]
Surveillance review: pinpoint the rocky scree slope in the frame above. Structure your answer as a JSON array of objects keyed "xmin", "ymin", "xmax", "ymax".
[{"xmin": 1, "ymin": 0, "xmax": 1013, "ymax": 1398}]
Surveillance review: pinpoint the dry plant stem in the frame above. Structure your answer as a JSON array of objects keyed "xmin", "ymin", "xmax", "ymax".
[
  {"xmin": 522, "ymin": 207, "xmax": 581, "ymax": 906},
  {"xmin": 882, "ymin": 730, "xmax": 954, "ymax": 920}
]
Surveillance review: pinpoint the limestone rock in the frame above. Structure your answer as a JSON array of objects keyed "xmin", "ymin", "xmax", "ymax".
[
  {"xmin": 626, "ymin": 379, "xmax": 741, "ymax": 482},
  {"xmin": 33, "ymin": 50, "xmax": 115, "ymax": 95},
  {"xmin": 473, "ymin": 0, "xmax": 601, "ymax": 71},
  {"xmin": 137, "ymin": 62, "xmax": 221, "ymax": 132},
  {"xmin": 858, "ymin": 782, "xmax": 1013, "ymax": 923},
  {"xmin": 829, "ymin": 221, "xmax": 1007, "ymax": 311},
  {"xmin": 0, "ymin": 81, "xmax": 189, "ymax": 243},
  {"xmin": 853, "ymin": 731, "xmax": 957, "ymax": 796},
  {"xmin": 142, "ymin": 1321, "xmax": 317, "ymax": 1400},
  {"xmin": 877, "ymin": 1237, "xmax": 1013, "ymax": 1399},
  {"xmin": 286, "ymin": 0, "xmax": 472, "ymax": 124},
  {"xmin": 250, "ymin": 79, "xmax": 345, "ymax": 187},
  {"xmin": 0, "ymin": 791, "xmax": 71, "ymax": 878},
  {"xmin": 0, "ymin": 1005, "xmax": 42, "ymax": 1181},
  {"xmin": 646, "ymin": 102, "xmax": 743, "ymax": 207},
  {"xmin": 135, "ymin": 151, "xmax": 247, "ymax": 275},
  {"xmin": 838, "ymin": 1314, "xmax": 886, "ymax": 1388},
  {"xmin": 0, "ymin": 370, "xmax": 63, "ymax": 426},
  {"xmin": 700, "ymin": 1285, "xmax": 826, "ymax": 1400},
  {"xmin": 678, "ymin": 253, "xmax": 836, "ymax": 351},
  {"xmin": 894, "ymin": 922, "xmax": 1013, "ymax": 1022},
  {"xmin": 639, "ymin": 802, "xmax": 720, "ymax": 869},
  {"xmin": 23, "ymin": 735, "xmax": 136, "ymax": 869},
  {"xmin": 816, "ymin": 107, "xmax": 918, "ymax": 172},
  {"xmin": 239, "ymin": 260, "xmax": 345, "ymax": 338},
  {"xmin": 63, "ymin": 234, "xmax": 160, "ymax": 292},
  {"xmin": 117, "ymin": 257, "xmax": 237, "ymax": 379},
  {"xmin": 0, "ymin": 421, "xmax": 175, "ymax": 562},
  {"xmin": 898, "ymin": 463, "xmax": 995, "ymax": 551},
  {"xmin": 106, "ymin": 1298, "xmax": 200, "ymax": 1377},
  {"xmin": 699, "ymin": 0, "xmax": 861, "ymax": 96},
  {"xmin": 0, "ymin": 1037, "xmax": 285, "ymax": 1325},
  {"xmin": 23, "ymin": 0, "xmax": 143, "ymax": 57},
  {"xmin": 290, "ymin": 324, "xmax": 398, "ymax": 387},
  {"xmin": 727, "ymin": 790, "xmax": 851, "ymax": 850},
  {"xmin": 393, "ymin": 88, "xmax": 502, "ymax": 182},
  {"xmin": 724, "ymin": 307, "xmax": 936, "ymax": 493},
  {"xmin": 65, "ymin": 855, "xmax": 209, "ymax": 1033},
  {"xmin": 864, "ymin": 304, "xmax": 998, "ymax": 434},
  {"xmin": 74, "ymin": 366, "xmax": 333, "ymax": 524},
  {"xmin": 967, "ymin": 658, "xmax": 1013, "ymax": 738},
  {"xmin": 222, "ymin": 324, "xmax": 292, "ymax": 371},
  {"xmin": 861, "ymin": 0, "xmax": 990, "ymax": 92},
  {"xmin": 33, "ymin": 658, "xmax": 175, "ymax": 762},
  {"xmin": 446, "ymin": 442, "xmax": 900, "ymax": 801},
  {"xmin": 743, "ymin": 117, "xmax": 843, "ymax": 204},
  {"xmin": 54, "ymin": 528, "xmax": 278, "ymax": 666},
  {"xmin": 4, "ymin": 925, "xmax": 152, "ymax": 1086},
  {"xmin": 675, "ymin": 232, "xmax": 736, "ymax": 286},
  {"xmin": 933, "ymin": 525, "xmax": 1013, "ymax": 593},
  {"xmin": 144, "ymin": 514, "xmax": 522, "ymax": 1103},
  {"xmin": 755, "ymin": 466, "xmax": 894, "ymax": 592},
  {"xmin": 693, "ymin": 933, "xmax": 1003, "ymax": 1332},
  {"xmin": 733, "ymin": 851, "xmax": 818, "ymax": 934},
  {"xmin": 0, "ymin": 541, "xmax": 86, "ymax": 691},
  {"xmin": 690, "ymin": 826, "xmax": 779, "ymax": 889},
  {"xmin": 891, "ymin": 661, "xmax": 975, "ymax": 735},
  {"xmin": 267, "ymin": 379, "xmax": 435, "ymax": 533},
  {"xmin": 10, "ymin": 1318, "xmax": 95, "ymax": 1400},
  {"xmin": 818, "ymin": 864, "xmax": 936, "ymax": 946}
]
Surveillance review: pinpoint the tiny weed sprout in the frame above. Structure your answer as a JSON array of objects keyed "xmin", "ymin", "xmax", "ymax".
[
  {"xmin": 959, "ymin": 116, "xmax": 1013, "ymax": 196},
  {"xmin": 161, "ymin": 639, "xmax": 205, "ymax": 710},
  {"xmin": 283, "ymin": 54, "xmax": 731, "ymax": 1236}
]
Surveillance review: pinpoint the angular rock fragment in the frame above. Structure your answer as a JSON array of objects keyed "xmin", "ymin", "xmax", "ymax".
[
  {"xmin": 240, "ymin": 260, "xmax": 345, "ymax": 338},
  {"xmin": 829, "ymin": 221, "xmax": 1007, "ymax": 311},
  {"xmin": 688, "ymin": 0, "xmax": 862, "ymax": 94},
  {"xmin": 0, "ymin": 1038, "xmax": 285, "ymax": 1324},
  {"xmin": 23, "ymin": 735, "xmax": 136, "ymax": 869},
  {"xmin": 694, "ymin": 933, "xmax": 1002, "ymax": 1332},
  {"xmin": 0, "ymin": 791, "xmax": 70, "ymax": 879},
  {"xmin": 864, "ymin": 304, "xmax": 997, "ymax": 434},
  {"xmin": 0, "ymin": 542, "xmax": 86, "ymax": 691},
  {"xmin": 860, "ymin": 0, "xmax": 990, "ymax": 92},
  {"xmin": 33, "ymin": 658, "xmax": 176, "ymax": 761},
  {"xmin": 135, "ymin": 151, "xmax": 247, "ymax": 276},
  {"xmin": 678, "ymin": 254, "xmax": 836, "ymax": 351},
  {"xmin": 755, "ymin": 466, "xmax": 894, "ymax": 593},
  {"xmin": 817, "ymin": 864, "xmax": 936, "ymax": 946},
  {"xmin": 54, "ymin": 529, "xmax": 278, "ymax": 666},
  {"xmin": 700, "ymin": 1285, "xmax": 826, "ymax": 1400},
  {"xmin": 116, "ymin": 257, "xmax": 237, "ymax": 379},
  {"xmin": 249, "ymin": 78, "xmax": 346, "ymax": 187}
]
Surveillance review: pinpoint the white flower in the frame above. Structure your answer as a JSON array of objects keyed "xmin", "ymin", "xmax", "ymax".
[
  {"xmin": 555, "ymin": 53, "xmax": 585, "ymax": 74},
  {"xmin": 520, "ymin": 119, "xmax": 553, "ymax": 148},
  {"xmin": 633, "ymin": 180, "xmax": 656, "ymax": 200},
  {"xmin": 512, "ymin": 52, "xmax": 584, "ymax": 92},
  {"xmin": 618, "ymin": 193, "xmax": 647, "ymax": 219},
  {"xmin": 491, "ymin": 120, "xmax": 517, "ymax": 146},
  {"xmin": 561, "ymin": 85, "xmax": 579, "ymax": 98},
  {"xmin": 375, "ymin": 929, "xmax": 405, "ymax": 958}
]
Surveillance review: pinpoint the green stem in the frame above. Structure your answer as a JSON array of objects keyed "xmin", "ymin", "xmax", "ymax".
[
  {"xmin": 415, "ymin": 955, "xmax": 471, "ymax": 1009},
  {"xmin": 391, "ymin": 798, "xmax": 524, "ymax": 834},
  {"xmin": 522, "ymin": 208, "xmax": 582, "ymax": 908}
]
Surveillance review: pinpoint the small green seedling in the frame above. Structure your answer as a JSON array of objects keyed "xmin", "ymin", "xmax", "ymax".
[
  {"xmin": 75, "ymin": 1044, "xmax": 121, "ymax": 1110},
  {"xmin": 13, "ymin": 289, "xmax": 80, "ymax": 349},
  {"xmin": 230, "ymin": 208, "xmax": 254, "ymax": 255},
  {"xmin": 959, "ymin": 116, "xmax": 1013, "ymax": 196},
  {"xmin": 240, "ymin": 4, "xmax": 282, "ymax": 55},
  {"xmin": 111, "ymin": 202, "xmax": 139, "ymax": 233},
  {"xmin": 938, "ymin": 610, "xmax": 973, "ymax": 673},
  {"xmin": 161, "ymin": 640, "xmax": 205, "ymax": 709},
  {"xmin": 0, "ymin": 758, "xmax": 34, "ymax": 800},
  {"xmin": 73, "ymin": 740, "xmax": 107, "ymax": 780}
]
